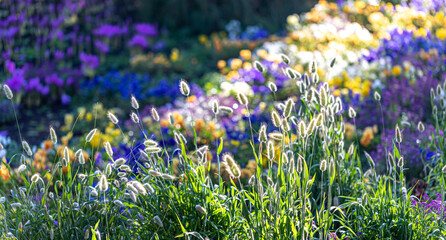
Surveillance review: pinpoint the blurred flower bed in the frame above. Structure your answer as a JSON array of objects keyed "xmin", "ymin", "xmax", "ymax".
[{"xmin": 1, "ymin": 0, "xmax": 446, "ymax": 192}]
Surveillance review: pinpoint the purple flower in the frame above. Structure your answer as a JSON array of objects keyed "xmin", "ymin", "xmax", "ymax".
[
  {"xmin": 128, "ymin": 35, "xmax": 148, "ymax": 49},
  {"xmin": 5, "ymin": 60, "xmax": 15, "ymax": 73},
  {"xmin": 79, "ymin": 53, "xmax": 100, "ymax": 71},
  {"xmin": 134, "ymin": 23, "xmax": 158, "ymax": 37},
  {"xmin": 61, "ymin": 94, "xmax": 71, "ymax": 105},
  {"xmin": 94, "ymin": 40, "xmax": 109, "ymax": 53}
]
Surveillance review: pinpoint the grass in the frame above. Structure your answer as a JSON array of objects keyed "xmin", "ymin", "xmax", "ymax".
[{"xmin": 1, "ymin": 58, "xmax": 446, "ymax": 240}]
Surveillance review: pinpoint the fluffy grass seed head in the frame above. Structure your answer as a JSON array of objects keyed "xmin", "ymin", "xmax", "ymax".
[
  {"xmin": 3, "ymin": 84, "xmax": 13, "ymax": 99},
  {"xmin": 31, "ymin": 173, "xmax": 40, "ymax": 183},
  {"xmin": 179, "ymin": 79, "xmax": 190, "ymax": 96},
  {"xmin": 22, "ymin": 140, "xmax": 32, "ymax": 156},
  {"xmin": 402, "ymin": 187, "xmax": 407, "ymax": 200},
  {"xmin": 49, "ymin": 126, "xmax": 57, "ymax": 145},
  {"xmin": 144, "ymin": 139, "xmax": 158, "ymax": 147},
  {"xmin": 195, "ymin": 205, "xmax": 207, "ymax": 215},
  {"xmin": 330, "ymin": 57, "xmax": 336, "ymax": 68},
  {"xmin": 328, "ymin": 157, "xmax": 335, "ymax": 173},
  {"xmin": 298, "ymin": 121, "xmax": 306, "ymax": 138},
  {"xmin": 320, "ymin": 159, "xmax": 327, "ymax": 172},
  {"xmin": 131, "ymin": 95, "xmax": 139, "ymax": 110},
  {"xmin": 398, "ymin": 157, "xmax": 404, "ymax": 168},
  {"xmin": 320, "ymin": 87, "xmax": 327, "ymax": 106},
  {"xmin": 280, "ymin": 54, "xmax": 291, "ymax": 65},
  {"xmin": 161, "ymin": 173, "xmax": 176, "ymax": 180},
  {"xmin": 18, "ymin": 164, "xmax": 27, "ymax": 173},
  {"xmin": 306, "ymin": 118, "xmax": 316, "ymax": 136},
  {"xmin": 130, "ymin": 112, "xmax": 140, "ymax": 123},
  {"xmin": 153, "ymin": 216, "xmax": 163, "ymax": 228},
  {"xmin": 114, "ymin": 158, "xmax": 126, "ymax": 168},
  {"xmin": 258, "ymin": 124, "xmax": 267, "ymax": 143},
  {"xmin": 417, "ymin": 121, "xmax": 425, "ymax": 132},
  {"xmin": 271, "ymin": 110, "xmax": 281, "ymax": 127},
  {"xmin": 222, "ymin": 153, "xmax": 241, "ymax": 179},
  {"xmin": 267, "ymin": 141, "xmax": 275, "ymax": 160},
  {"xmin": 348, "ymin": 107, "xmax": 356, "ymax": 118},
  {"xmin": 151, "ymin": 107, "xmax": 160, "ymax": 122},
  {"xmin": 395, "ymin": 124, "xmax": 402, "ymax": 143},
  {"xmin": 237, "ymin": 91, "xmax": 248, "ymax": 106},
  {"xmin": 269, "ymin": 132, "xmax": 283, "ymax": 141},
  {"xmin": 374, "ymin": 91, "xmax": 381, "ymax": 101},
  {"xmin": 86, "ymin": 128, "xmax": 97, "ymax": 143},
  {"xmin": 99, "ymin": 174, "xmax": 109, "ymax": 192},
  {"xmin": 63, "ymin": 146, "xmax": 70, "ymax": 161},
  {"xmin": 254, "ymin": 61, "xmax": 264, "ymax": 73},
  {"xmin": 268, "ymin": 82, "xmax": 277, "ymax": 93},
  {"xmin": 211, "ymin": 99, "xmax": 219, "ymax": 115},
  {"xmin": 107, "ymin": 111, "xmax": 119, "ymax": 124},
  {"xmin": 104, "ymin": 141, "xmax": 113, "ymax": 157},
  {"xmin": 282, "ymin": 152, "xmax": 289, "ymax": 164},
  {"xmin": 106, "ymin": 164, "xmax": 112, "ymax": 176},
  {"xmin": 168, "ymin": 112, "xmax": 175, "ymax": 125},
  {"xmin": 281, "ymin": 119, "xmax": 290, "ymax": 132},
  {"xmin": 283, "ymin": 98, "xmax": 294, "ymax": 118},
  {"xmin": 219, "ymin": 106, "xmax": 233, "ymax": 114},
  {"xmin": 297, "ymin": 155, "xmax": 304, "ymax": 173},
  {"xmin": 76, "ymin": 149, "xmax": 86, "ymax": 164},
  {"xmin": 310, "ymin": 60, "xmax": 317, "ymax": 74}
]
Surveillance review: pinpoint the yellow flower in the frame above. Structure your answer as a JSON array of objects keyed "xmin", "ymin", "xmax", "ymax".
[
  {"xmin": 436, "ymin": 28, "xmax": 446, "ymax": 41},
  {"xmin": 65, "ymin": 114, "xmax": 74, "ymax": 125},
  {"xmin": 239, "ymin": 49, "xmax": 252, "ymax": 60},
  {"xmin": 415, "ymin": 28, "xmax": 427, "ymax": 37},
  {"xmin": 230, "ymin": 59, "xmax": 243, "ymax": 70},
  {"xmin": 86, "ymin": 113, "xmax": 93, "ymax": 122},
  {"xmin": 391, "ymin": 65, "xmax": 402, "ymax": 76},
  {"xmin": 243, "ymin": 62, "xmax": 252, "ymax": 70},
  {"xmin": 198, "ymin": 34, "xmax": 208, "ymax": 44},
  {"xmin": 0, "ymin": 158, "xmax": 10, "ymax": 181},
  {"xmin": 230, "ymin": 140, "xmax": 240, "ymax": 147},
  {"xmin": 217, "ymin": 60, "xmax": 226, "ymax": 69},
  {"xmin": 256, "ymin": 49, "xmax": 268, "ymax": 59},
  {"xmin": 170, "ymin": 48, "xmax": 179, "ymax": 62},
  {"xmin": 333, "ymin": 89, "xmax": 341, "ymax": 96}
]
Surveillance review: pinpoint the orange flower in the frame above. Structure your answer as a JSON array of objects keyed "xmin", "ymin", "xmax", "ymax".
[
  {"xmin": 43, "ymin": 140, "xmax": 54, "ymax": 151},
  {"xmin": 360, "ymin": 127, "xmax": 374, "ymax": 147},
  {"xmin": 239, "ymin": 50, "xmax": 252, "ymax": 60},
  {"xmin": 0, "ymin": 158, "xmax": 10, "ymax": 181}
]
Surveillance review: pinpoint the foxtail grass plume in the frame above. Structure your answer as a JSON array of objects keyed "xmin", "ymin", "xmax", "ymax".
[
  {"xmin": 63, "ymin": 146, "xmax": 70, "ymax": 161},
  {"xmin": 316, "ymin": 113, "xmax": 324, "ymax": 126},
  {"xmin": 76, "ymin": 149, "xmax": 86, "ymax": 164},
  {"xmin": 168, "ymin": 112, "xmax": 175, "ymax": 125},
  {"xmin": 267, "ymin": 141, "xmax": 275, "ymax": 160},
  {"xmin": 219, "ymin": 106, "xmax": 233, "ymax": 114},
  {"xmin": 114, "ymin": 158, "xmax": 126, "ymax": 168},
  {"xmin": 153, "ymin": 216, "xmax": 163, "ymax": 228},
  {"xmin": 395, "ymin": 124, "xmax": 402, "ymax": 143},
  {"xmin": 283, "ymin": 98, "xmax": 294, "ymax": 118},
  {"xmin": 99, "ymin": 174, "xmax": 109, "ymax": 191},
  {"xmin": 310, "ymin": 60, "xmax": 317, "ymax": 74},
  {"xmin": 179, "ymin": 79, "xmax": 190, "ymax": 96},
  {"xmin": 303, "ymin": 73, "xmax": 310, "ymax": 85},
  {"xmin": 105, "ymin": 164, "xmax": 112, "ymax": 176},
  {"xmin": 236, "ymin": 91, "xmax": 248, "ymax": 106},
  {"xmin": 430, "ymin": 88, "xmax": 435, "ymax": 102},
  {"xmin": 348, "ymin": 107, "xmax": 356, "ymax": 118},
  {"xmin": 3, "ymin": 84, "xmax": 13, "ymax": 99},
  {"xmin": 330, "ymin": 57, "xmax": 336, "ymax": 68},
  {"xmin": 31, "ymin": 173, "xmax": 40, "ymax": 183},
  {"xmin": 268, "ymin": 82, "xmax": 277, "ymax": 93},
  {"xmin": 222, "ymin": 153, "xmax": 241, "ymax": 179},
  {"xmin": 398, "ymin": 157, "xmax": 404, "ymax": 168},
  {"xmin": 211, "ymin": 99, "xmax": 219, "ymax": 115},
  {"xmin": 348, "ymin": 143, "xmax": 354, "ymax": 155},
  {"xmin": 144, "ymin": 139, "xmax": 158, "ymax": 147},
  {"xmin": 297, "ymin": 155, "xmax": 303, "ymax": 173},
  {"xmin": 402, "ymin": 187, "xmax": 407, "ymax": 200},
  {"xmin": 290, "ymin": 116, "xmax": 299, "ymax": 126},
  {"xmin": 107, "ymin": 111, "xmax": 119, "ymax": 124},
  {"xmin": 417, "ymin": 121, "xmax": 425, "ymax": 132},
  {"xmin": 433, "ymin": 106, "xmax": 438, "ymax": 116},
  {"xmin": 131, "ymin": 95, "xmax": 139, "ymax": 110},
  {"xmin": 297, "ymin": 81, "xmax": 304, "ymax": 93},
  {"xmin": 195, "ymin": 205, "xmax": 207, "ymax": 215},
  {"xmin": 281, "ymin": 119, "xmax": 290, "ymax": 132},
  {"xmin": 374, "ymin": 91, "xmax": 381, "ymax": 101},
  {"xmin": 280, "ymin": 54, "xmax": 291, "ymax": 65},
  {"xmin": 286, "ymin": 68, "xmax": 298, "ymax": 79},
  {"xmin": 388, "ymin": 153, "xmax": 395, "ymax": 167},
  {"xmin": 22, "ymin": 140, "xmax": 32, "ymax": 156},
  {"xmin": 269, "ymin": 132, "xmax": 283, "ymax": 141},
  {"xmin": 49, "ymin": 126, "xmax": 57, "ymax": 145},
  {"xmin": 104, "ymin": 142, "xmax": 113, "ymax": 157},
  {"xmin": 320, "ymin": 88, "xmax": 327, "ymax": 106},
  {"xmin": 298, "ymin": 121, "xmax": 306, "ymax": 138},
  {"xmin": 151, "ymin": 108, "xmax": 160, "ymax": 121},
  {"xmin": 17, "ymin": 164, "xmax": 26, "ymax": 173},
  {"xmin": 271, "ymin": 110, "xmax": 281, "ymax": 127},
  {"xmin": 149, "ymin": 170, "xmax": 162, "ymax": 177},
  {"xmin": 312, "ymin": 73, "xmax": 319, "ymax": 83},
  {"xmin": 306, "ymin": 119, "xmax": 316, "ymax": 136},
  {"xmin": 130, "ymin": 112, "xmax": 140, "ymax": 123},
  {"xmin": 258, "ymin": 124, "xmax": 267, "ymax": 143},
  {"xmin": 86, "ymin": 129, "xmax": 97, "ymax": 142},
  {"xmin": 437, "ymin": 85, "xmax": 443, "ymax": 96},
  {"xmin": 320, "ymin": 159, "xmax": 327, "ymax": 172},
  {"xmin": 328, "ymin": 158, "xmax": 335, "ymax": 174},
  {"xmin": 282, "ymin": 152, "xmax": 289, "ymax": 164},
  {"xmin": 254, "ymin": 61, "xmax": 264, "ymax": 73}
]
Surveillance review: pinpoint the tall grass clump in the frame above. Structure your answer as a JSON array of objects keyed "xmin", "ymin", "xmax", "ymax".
[{"xmin": 0, "ymin": 64, "xmax": 446, "ymax": 240}]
